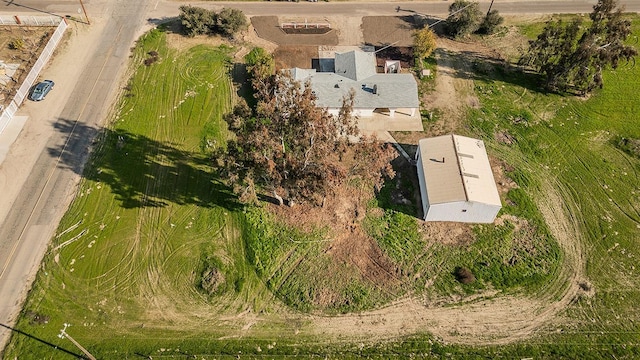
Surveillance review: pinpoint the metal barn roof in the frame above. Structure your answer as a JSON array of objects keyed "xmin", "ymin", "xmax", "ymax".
[{"xmin": 418, "ymin": 135, "xmax": 501, "ymax": 206}]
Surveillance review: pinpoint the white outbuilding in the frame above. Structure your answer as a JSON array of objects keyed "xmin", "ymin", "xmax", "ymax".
[{"xmin": 415, "ymin": 135, "xmax": 502, "ymax": 223}]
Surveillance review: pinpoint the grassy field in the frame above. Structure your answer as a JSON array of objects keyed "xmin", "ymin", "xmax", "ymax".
[
  {"xmin": 2, "ymin": 29, "xmax": 281, "ymax": 358},
  {"xmin": 4, "ymin": 16, "xmax": 640, "ymax": 358},
  {"xmin": 444, "ymin": 17, "xmax": 640, "ymax": 357}
]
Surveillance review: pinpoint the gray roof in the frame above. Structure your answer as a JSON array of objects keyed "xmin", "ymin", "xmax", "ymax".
[
  {"xmin": 290, "ymin": 67, "xmax": 316, "ymax": 80},
  {"xmin": 418, "ymin": 135, "xmax": 501, "ymax": 206},
  {"xmin": 309, "ymin": 73, "xmax": 419, "ymax": 109},
  {"xmin": 290, "ymin": 50, "xmax": 419, "ymax": 110},
  {"xmin": 334, "ymin": 51, "xmax": 377, "ymax": 81}
]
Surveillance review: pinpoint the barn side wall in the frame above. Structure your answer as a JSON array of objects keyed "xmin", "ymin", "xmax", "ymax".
[
  {"xmin": 415, "ymin": 148, "xmax": 430, "ymax": 220},
  {"xmin": 425, "ymin": 201, "xmax": 501, "ymax": 223}
]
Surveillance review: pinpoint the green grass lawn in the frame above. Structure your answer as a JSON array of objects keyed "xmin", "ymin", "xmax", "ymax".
[
  {"xmin": 2, "ymin": 29, "xmax": 281, "ymax": 359},
  {"xmin": 4, "ymin": 15, "xmax": 640, "ymax": 358}
]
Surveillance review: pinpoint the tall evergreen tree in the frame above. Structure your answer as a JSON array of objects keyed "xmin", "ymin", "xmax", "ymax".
[{"xmin": 519, "ymin": 0, "xmax": 637, "ymax": 94}]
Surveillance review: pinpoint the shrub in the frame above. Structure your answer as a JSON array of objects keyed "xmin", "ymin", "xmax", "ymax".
[
  {"xmin": 8, "ymin": 38, "xmax": 24, "ymax": 50},
  {"xmin": 179, "ymin": 5, "xmax": 215, "ymax": 37},
  {"xmin": 477, "ymin": 9, "xmax": 504, "ymax": 35},
  {"xmin": 616, "ymin": 137, "xmax": 640, "ymax": 158},
  {"xmin": 244, "ymin": 47, "xmax": 274, "ymax": 79},
  {"xmin": 454, "ymin": 266, "xmax": 476, "ymax": 284},
  {"xmin": 445, "ymin": 0, "xmax": 482, "ymax": 38},
  {"xmin": 215, "ymin": 8, "xmax": 248, "ymax": 37},
  {"xmin": 179, "ymin": 5, "xmax": 247, "ymax": 38},
  {"xmin": 143, "ymin": 50, "xmax": 159, "ymax": 66},
  {"xmin": 200, "ymin": 266, "xmax": 225, "ymax": 295}
]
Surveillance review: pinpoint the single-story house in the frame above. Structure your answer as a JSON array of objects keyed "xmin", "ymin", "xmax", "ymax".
[
  {"xmin": 415, "ymin": 134, "xmax": 502, "ymax": 223},
  {"xmin": 289, "ymin": 50, "xmax": 420, "ymax": 119}
]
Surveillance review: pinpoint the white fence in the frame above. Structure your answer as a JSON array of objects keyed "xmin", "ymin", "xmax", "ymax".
[
  {"xmin": 280, "ymin": 22, "xmax": 331, "ymax": 29},
  {"xmin": 0, "ymin": 15, "xmax": 61, "ymax": 26},
  {"xmin": 0, "ymin": 17, "xmax": 67, "ymax": 135}
]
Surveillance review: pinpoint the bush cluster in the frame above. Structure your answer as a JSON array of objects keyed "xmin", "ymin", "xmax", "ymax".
[
  {"xmin": 179, "ymin": 6, "xmax": 248, "ymax": 38},
  {"xmin": 143, "ymin": 50, "xmax": 159, "ymax": 66}
]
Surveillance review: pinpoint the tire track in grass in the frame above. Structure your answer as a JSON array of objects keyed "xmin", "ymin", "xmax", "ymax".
[{"xmin": 304, "ymin": 41, "xmax": 588, "ymax": 344}]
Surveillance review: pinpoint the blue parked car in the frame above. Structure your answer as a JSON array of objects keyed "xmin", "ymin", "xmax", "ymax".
[{"xmin": 29, "ymin": 80, "xmax": 55, "ymax": 101}]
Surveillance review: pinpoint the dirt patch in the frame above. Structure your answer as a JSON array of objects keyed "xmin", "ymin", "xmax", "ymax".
[
  {"xmin": 362, "ymin": 16, "xmax": 418, "ymax": 47},
  {"xmin": 282, "ymin": 27, "xmax": 331, "ymax": 35},
  {"xmin": 420, "ymin": 220, "xmax": 475, "ymax": 247},
  {"xmin": 162, "ymin": 31, "xmax": 229, "ymax": 51},
  {"xmin": 479, "ymin": 25, "xmax": 529, "ymax": 63},
  {"xmin": 326, "ymin": 226, "xmax": 400, "ymax": 286},
  {"xmin": 375, "ymin": 46, "xmax": 414, "ymax": 69},
  {"xmin": 273, "ymin": 45, "xmax": 318, "ymax": 70},
  {"xmin": 268, "ymin": 176, "xmax": 401, "ymax": 291},
  {"xmin": 251, "ymin": 16, "xmax": 338, "ymax": 46}
]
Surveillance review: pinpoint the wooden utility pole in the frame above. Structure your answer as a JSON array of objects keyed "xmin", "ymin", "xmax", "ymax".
[
  {"xmin": 79, "ymin": 0, "xmax": 90, "ymax": 25},
  {"xmin": 59, "ymin": 324, "xmax": 97, "ymax": 360},
  {"xmin": 486, "ymin": 0, "xmax": 495, "ymax": 16}
]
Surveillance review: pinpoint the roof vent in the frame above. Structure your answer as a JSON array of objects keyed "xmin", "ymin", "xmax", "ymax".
[
  {"xmin": 373, "ymin": 84, "xmax": 378, "ymax": 95},
  {"xmin": 335, "ymin": 83, "xmax": 340, "ymax": 88}
]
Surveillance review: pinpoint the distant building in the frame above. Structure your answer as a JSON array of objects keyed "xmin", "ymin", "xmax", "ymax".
[
  {"xmin": 289, "ymin": 50, "xmax": 419, "ymax": 119},
  {"xmin": 415, "ymin": 135, "xmax": 502, "ymax": 223}
]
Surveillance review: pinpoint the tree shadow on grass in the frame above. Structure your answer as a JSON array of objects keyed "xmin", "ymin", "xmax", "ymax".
[
  {"xmin": 48, "ymin": 118, "xmax": 241, "ymax": 211},
  {"xmin": 436, "ymin": 47, "xmax": 547, "ymax": 94},
  {"xmin": 375, "ymin": 154, "xmax": 421, "ymax": 218},
  {"xmin": 231, "ymin": 62, "xmax": 256, "ymax": 108}
]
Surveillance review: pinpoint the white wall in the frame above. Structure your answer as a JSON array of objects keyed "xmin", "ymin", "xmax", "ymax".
[
  {"xmin": 354, "ymin": 109, "xmax": 374, "ymax": 117},
  {"xmin": 425, "ymin": 201, "xmax": 501, "ymax": 223},
  {"xmin": 328, "ymin": 108, "xmax": 374, "ymax": 117},
  {"xmin": 416, "ymin": 148, "xmax": 430, "ymax": 219}
]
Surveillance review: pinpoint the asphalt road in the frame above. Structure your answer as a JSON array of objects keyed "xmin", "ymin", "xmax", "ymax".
[
  {"xmin": 150, "ymin": 0, "xmax": 640, "ymax": 17},
  {"xmin": 0, "ymin": 0, "xmax": 639, "ymax": 355}
]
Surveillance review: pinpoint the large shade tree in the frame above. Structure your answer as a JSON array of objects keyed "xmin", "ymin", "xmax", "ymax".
[
  {"xmin": 519, "ymin": 0, "xmax": 637, "ymax": 94},
  {"xmin": 222, "ymin": 68, "xmax": 396, "ymax": 206}
]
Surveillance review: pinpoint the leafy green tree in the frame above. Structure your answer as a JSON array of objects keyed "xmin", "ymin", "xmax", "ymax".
[
  {"xmin": 244, "ymin": 47, "xmax": 275, "ymax": 81},
  {"xmin": 519, "ymin": 0, "xmax": 637, "ymax": 94},
  {"xmin": 445, "ymin": 0, "xmax": 482, "ymax": 38},
  {"xmin": 413, "ymin": 27, "xmax": 437, "ymax": 60},
  {"xmin": 179, "ymin": 6, "xmax": 247, "ymax": 38},
  {"xmin": 215, "ymin": 8, "xmax": 248, "ymax": 37},
  {"xmin": 179, "ymin": 5, "xmax": 215, "ymax": 37},
  {"xmin": 477, "ymin": 9, "xmax": 504, "ymax": 35}
]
